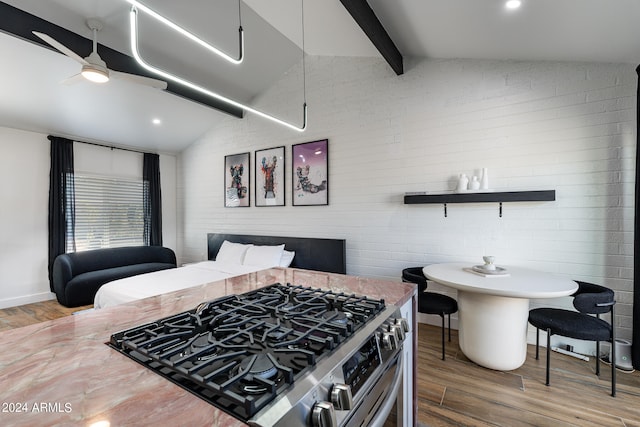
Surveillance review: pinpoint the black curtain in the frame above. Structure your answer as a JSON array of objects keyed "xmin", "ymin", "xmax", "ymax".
[
  {"xmin": 143, "ymin": 152, "xmax": 163, "ymax": 246},
  {"xmin": 47, "ymin": 136, "xmax": 75, "ymax": 291},
  {"xmin": 634, "ymin": 64, "xmax": 640, "ymax": 369}
]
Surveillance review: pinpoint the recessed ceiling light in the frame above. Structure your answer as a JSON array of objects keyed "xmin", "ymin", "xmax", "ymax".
[
  {"xmin": 152, "ymin": 118, "xmax": 161, "ymax": 125},
  {"xmin": 505, "ymin": 0, "xmax": 522, "ymax": 9}
]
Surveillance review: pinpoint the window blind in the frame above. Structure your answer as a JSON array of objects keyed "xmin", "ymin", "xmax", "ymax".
[{"xmin": 69, "ymin": 174, "xmax": 145, "ymax": 252}]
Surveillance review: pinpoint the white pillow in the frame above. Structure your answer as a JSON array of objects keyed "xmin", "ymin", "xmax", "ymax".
[
  {"xmin": 216, "ymin": 240, "xmax": 252, "ymax": 264},
  {"xmin": 243, "ymin": 244, "xmax": 285, "ymax": 267},
  {"xmin": 279, "ymin": 250, "xmax": 295, "ymax": 267}
]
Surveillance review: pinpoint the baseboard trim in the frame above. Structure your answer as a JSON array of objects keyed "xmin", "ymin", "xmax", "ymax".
[{"xmin": 0, "ymin": 292, "xmax": 56, "ymax": 309}]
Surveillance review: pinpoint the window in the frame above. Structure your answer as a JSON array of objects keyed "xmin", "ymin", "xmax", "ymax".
[{"xmin": 69, "ymin": 174, "xmax": 145, "ymax": 252}]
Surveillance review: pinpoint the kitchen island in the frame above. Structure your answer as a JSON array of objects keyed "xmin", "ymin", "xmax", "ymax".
[{"xmin": 0, "ymin": 268, "xmax": 416, "ymax": 426}]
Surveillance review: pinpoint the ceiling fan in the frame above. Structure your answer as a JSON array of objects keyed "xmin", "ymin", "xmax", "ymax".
[{"xmin": 33, "ymin": 19, "xmax": 167, "ymax": 90}]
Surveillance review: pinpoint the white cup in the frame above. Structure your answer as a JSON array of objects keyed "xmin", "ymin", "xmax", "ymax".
[{"xmin": 483, "ymin": 256, "xmax": 496, "ymax": 270}]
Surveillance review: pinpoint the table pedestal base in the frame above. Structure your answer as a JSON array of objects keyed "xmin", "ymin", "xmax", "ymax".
[{"xmin": 457, "ymin": 291, "xmax": 529, "ymax": 371}]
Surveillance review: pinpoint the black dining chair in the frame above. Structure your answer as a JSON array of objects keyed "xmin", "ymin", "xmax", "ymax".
[
  {"xmin": 402, "ymin": 267, "xmax": 458, "ymax": 360},
  {"xmin": 528, "ymin": 281, "xmax": 616, "ymax": 396}
]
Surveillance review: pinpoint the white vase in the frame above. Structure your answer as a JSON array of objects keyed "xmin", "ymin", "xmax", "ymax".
[
  {"xmin": 480, "ymin": 168, "xmax": 489, "ymax": 190},
  {"xmin": 470, "ymin": 176, "xmax": 480, "ymax": 190},
  {"xmin": 457, "ymin": 173, "xmax": 469, "ymax": 192}
]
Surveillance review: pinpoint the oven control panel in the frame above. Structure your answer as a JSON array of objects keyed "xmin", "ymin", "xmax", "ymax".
[
  {"xmin": 309, "ymin": 314, "xmax": 409, "ymax": 427},
  {"xmin": 341, "ymin": 335, "xmax": 381, "ymax": 396}
]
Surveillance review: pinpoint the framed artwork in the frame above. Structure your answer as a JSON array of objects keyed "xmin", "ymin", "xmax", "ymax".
[
  {"xmin": 292, "ymin": 139, "xmax": 329, "ymax": 206},
  {"xmin": 224, "ymin": 152, "xmax": 250, "ymax": 207},
  {"xmin": 255, "ymin": 146, "xmax": 285, "ymax": 207}
]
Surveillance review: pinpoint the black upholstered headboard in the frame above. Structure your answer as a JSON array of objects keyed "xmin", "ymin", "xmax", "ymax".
[{"xmin": 207, "ymin": 233, "xmax": 346, "ymax": 274}]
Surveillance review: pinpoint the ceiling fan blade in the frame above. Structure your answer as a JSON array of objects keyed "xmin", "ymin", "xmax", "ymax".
[
  {"xmin": 111, "ymin": 70, "xmax": 168, "ymax": 90},
  {"xmin": 32, "ymin": 31, "xmax": 89, "ymax": 65},
  {"xmin": 60, "ymin": 73, "xmax": 85, "ymax": 86},
  {"xmin": 33, "ymin": 29, "xmax": 166, "ymax": 90}
]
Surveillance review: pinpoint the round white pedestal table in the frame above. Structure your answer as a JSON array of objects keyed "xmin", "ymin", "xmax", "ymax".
[{"xmin": 423, "ymin": 263, "xmax": 578, "ymax": 371}]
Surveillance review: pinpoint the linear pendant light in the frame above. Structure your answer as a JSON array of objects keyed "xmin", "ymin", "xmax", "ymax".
[
  {"xmin": 124, "ymin": 0, "xmax": 244, "ymax": 65},
  {"xmin": 129, "ymin": 7, "xmax": 307, "ymax": 132}
]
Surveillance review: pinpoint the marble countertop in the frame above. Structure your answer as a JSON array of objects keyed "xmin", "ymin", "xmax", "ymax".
[{"xmin": 0, "ymin": 268, "xmax": 415, "ymax": 427}]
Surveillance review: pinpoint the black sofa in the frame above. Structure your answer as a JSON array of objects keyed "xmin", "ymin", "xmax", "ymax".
[{"xmin": 52, "ymin": 246, "xmax": 177, "ymax": 307}]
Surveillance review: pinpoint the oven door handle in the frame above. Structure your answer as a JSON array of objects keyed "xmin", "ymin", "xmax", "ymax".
[{"xmin": 368, "ymin": 352, "xmax": 404, "ymax": 427}]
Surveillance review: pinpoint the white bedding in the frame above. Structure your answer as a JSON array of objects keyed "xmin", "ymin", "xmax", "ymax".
[{"xmin": 93, "ymin": 261, "xmax": 264, "ymax": 309}]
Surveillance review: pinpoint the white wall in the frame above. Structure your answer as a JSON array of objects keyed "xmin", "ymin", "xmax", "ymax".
[
  {"xmin": 0, "ymin": 126, "xmax": 178, "ymax": 308},
  {"xmin": 178, "ymin": 56, "xmax": 637, "ymax": 345},
  {"xmin": 0, "ymin": 127, "xmax": 50, "ymax": 307}
]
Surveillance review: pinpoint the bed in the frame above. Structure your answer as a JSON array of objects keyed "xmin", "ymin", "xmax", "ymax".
[{"xmin": 93, "ymin": 233, "xmax": 346, "ymax": 308}]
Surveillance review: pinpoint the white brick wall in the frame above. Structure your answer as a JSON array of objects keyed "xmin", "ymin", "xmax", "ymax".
[{"xmin": 178, "ymin": 57, "xmax": 637, "ymax": 342}]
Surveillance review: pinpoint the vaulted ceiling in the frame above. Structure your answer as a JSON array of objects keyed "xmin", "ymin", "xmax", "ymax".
[{"xmin": 0, "ymin": 0, "xmax": 638, "ymax": 153}]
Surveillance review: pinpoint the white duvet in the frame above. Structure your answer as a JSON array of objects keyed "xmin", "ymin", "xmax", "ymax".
[{"xmin": 93, "ymin": 261, "xmax": 264, "ymax": 309}]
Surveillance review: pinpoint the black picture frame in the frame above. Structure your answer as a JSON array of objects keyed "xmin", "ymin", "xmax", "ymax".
[
  {"xmin": 292, "ymin": 139, "xmax": 329, "ymax": 206},
  {"xmin": 224, "ymin": 152, "xmax": 250, "ymax": 207},
  {"xmin": 255, "ymin": 146, "xmax": 286, "ymax": 207}
]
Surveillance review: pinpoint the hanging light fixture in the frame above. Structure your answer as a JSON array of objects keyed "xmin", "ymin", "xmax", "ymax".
[
  {"xmin": 81, "ymin": 61, "xmax": 109, "ymax": 83},
  {"xmin": 128, "ymin": 4, "xmax": 307, "ymax": 132},
  {"xmin": 81, "ymin": 20, "xmax": 109, "ymax": 83},
  {"xmin": 124, "ymin": 0, "xmax": 244, "ymax": 65}
]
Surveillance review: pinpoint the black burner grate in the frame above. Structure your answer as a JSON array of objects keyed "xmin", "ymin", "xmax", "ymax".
[{"xmin": 108, "ymin": 283, "xmax": 385, "ymax": 421}]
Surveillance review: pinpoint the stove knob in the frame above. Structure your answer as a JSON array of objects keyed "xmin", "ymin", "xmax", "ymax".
[
  {"xmin": 391, "ymin": 324, "xmax": 405, "ymax": 342},
  {"xmin": 311, "ymin": 401, "xmax": 336, "ymax": 427},
  {"xmin": 331, "ymin": 383, "xmax": 353, "ymax": 410},
  {"xmin": 395, "ymin": 317, "xmax": 410, "ymax": 333},
  {"xmin": 382, "ymin": 331, "xmax": 398, "ymax": 350}
]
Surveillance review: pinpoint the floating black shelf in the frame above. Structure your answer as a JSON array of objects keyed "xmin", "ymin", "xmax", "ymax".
[
  {"xmin": 404, "ymin": 190, "xmax": 555, "ymax": 204},
  {"xmin": 404, "ymin": 190, "xmax": 555, "ymax": 217}
]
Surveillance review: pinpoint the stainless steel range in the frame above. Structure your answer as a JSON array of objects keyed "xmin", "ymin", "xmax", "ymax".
[{"xmin": 108, "ymin": 283, "xmax": 408, "ymax": 426}]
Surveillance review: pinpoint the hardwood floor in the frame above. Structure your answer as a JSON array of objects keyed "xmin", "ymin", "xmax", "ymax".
[
  {"xmin": 416, "ymin": 323, "xmax": 640, "ymax": 427},
  {"xmin": 0, "ymin": 300, "xmax": 92, "ymax": 332},
  {"xmin": 1, "ymin": 300, "xmax": 639, "ymax": 426}
]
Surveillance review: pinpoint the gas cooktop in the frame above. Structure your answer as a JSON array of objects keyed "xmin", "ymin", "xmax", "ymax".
[{"xmin": 108, "ymin": 283, "xmax": 388, "ymax": 422}]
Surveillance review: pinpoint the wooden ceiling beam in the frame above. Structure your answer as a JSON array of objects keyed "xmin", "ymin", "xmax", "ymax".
[{"xmin": 339, "ymin": 0, "xmax": 403, "ymax": 75}]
